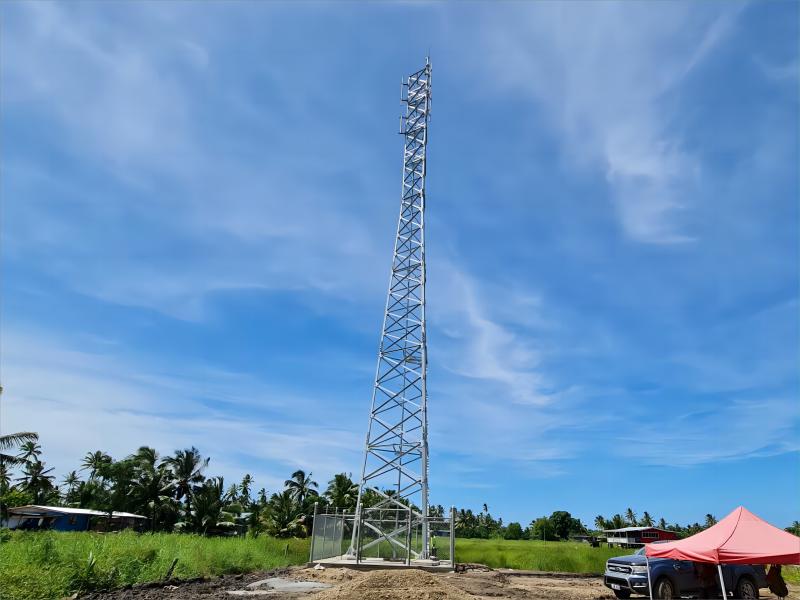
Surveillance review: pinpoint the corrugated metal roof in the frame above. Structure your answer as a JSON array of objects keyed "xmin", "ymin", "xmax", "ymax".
[
  {"xmin": 604, "ymin": 526, "xmax": 672, "ymax": 533},
  {"xmin": 8, "ymin": 504, "xmax": 146, "ymax": 519}
]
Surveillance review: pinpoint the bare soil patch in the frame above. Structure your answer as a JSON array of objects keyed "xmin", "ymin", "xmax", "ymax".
[{"xmin": 82, "ymin": 566, "xmax": 800, "ymax": 600}]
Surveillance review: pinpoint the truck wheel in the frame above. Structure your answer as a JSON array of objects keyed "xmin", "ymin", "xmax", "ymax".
[
  {"xmin": 654, "ymin": 577, "xmax": 676, "ymax": 599},
  {"xmin": 613, "ymin": 590, "xmax": 631, "ymax": 599},
  {"xmin": 736, "ymin": 577, "xmax": 759, "ymax": 599}
]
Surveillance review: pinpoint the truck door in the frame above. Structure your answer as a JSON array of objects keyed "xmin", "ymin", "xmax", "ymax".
[{"xmin": 671, "ymin": 560, "xmax": 700, "ymax": 593}]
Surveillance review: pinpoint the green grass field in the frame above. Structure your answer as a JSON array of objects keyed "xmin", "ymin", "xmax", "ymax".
[
  {"xmin": 455, "ymin": 538, "xmax": 631, "ymax": 573},
  {"xmin": 2, "ymin": 531, "xmax": 796, "ymax": 600},
  {"xmin": 0, "ymin": 532, "xmax": 626, "ymax": 599},
  {"xmin": 0, "ymin": 530, "xmax": 309, "ymax": 600}
]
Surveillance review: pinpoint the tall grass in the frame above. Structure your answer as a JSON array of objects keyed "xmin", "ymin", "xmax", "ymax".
[
  {"xmin": 784, "ymin": 566, "xmax": 800, "ymax": 584},
  {"xmin": 10, "ymin": 532, "xmax": 765, "ymax": 600},
  {"xmin": 0, "ymin": 530, "xmax": 310, "ymax": 600},
  {"xmin": 454, "ymin": 538, "xmax": 632, "ymax": 573}
]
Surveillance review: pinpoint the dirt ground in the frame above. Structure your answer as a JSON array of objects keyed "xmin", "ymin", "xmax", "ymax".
[{"xmin": 83, "ymin": 566, "xmax": 800, "ymax": 600}]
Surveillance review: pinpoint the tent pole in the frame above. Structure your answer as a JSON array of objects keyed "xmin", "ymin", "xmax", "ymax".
[
  {"xmin": 717, "ymin": 564, "xmax": 728, "ymax": 599},
  {"xmin": 646, "ymin": 555, "xmax": 653, "ymax": 600}
]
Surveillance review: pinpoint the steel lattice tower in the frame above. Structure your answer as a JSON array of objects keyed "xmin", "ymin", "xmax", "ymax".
[{"xmin": 350, "ymin": 59, "xmax": 432, "ymax": 560}]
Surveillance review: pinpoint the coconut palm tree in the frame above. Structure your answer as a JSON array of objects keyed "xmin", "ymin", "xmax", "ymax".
[
  {"xmin": 17, "ymin": 441, "xmax": 42, "ymax": 463},
  {"xmin": 134, "ymin": 466, "xmax": 177, "ymax": 532},
  {"xmin": 0, "ymin": 461, "xmax": 11, "ymax": 494},
  {"xmin": 81, "ymin": 450, "xmax": 112, "ymax": 480},
  {"xmin": 324, "ymin": 473, "xmax": 358, "ymax": 511},
  {"xmin": 16, "ymin": 460, "xmax": 56, "ymax": 503},
  {"xmin": 263, "ymin": 489, "xmax": 304, "ymax": 537},
  {"xmin": 284, "ymin": 469, "xmax": 318, "ymax": 505},
  {"xmin": 594, "ymin": 515, "xmax": 607, "ymax": 530},
  {"xmin": 240, "ymin": 474, "xmax": 253, "ymax": 506},
  {"xmin": 182, "ymin": 477, "xmax": 236, "ymax": 535},
  {"xmin": 62, "ymin": 470, "xmax": 81, "ymax": 503},
  {"xmin": 0, "ymin": 432, "xmax": 38, "ymax": 466},
  {"xmin": 132, "ymin": 446, "xmax": 159, "ymax": 472},
  {"xmin": 640, "ymin": 511, "xmax": 654, "ymax": 527},
  {"xmin": 625, "ymin": 508, "xmax": 637, "ymax": 526},
  {"xmin": 226, "ymin": 482, "xmax": 239, "ymax": 503},
  {"xmin": 704, "ymin": 514, "xmax": 717, "ymax": 528},
  {"xmin": 658, "ymin": 517, "xmax": 667, "ymax": 529},
  {"xmin": 162, "ymin": 447, "xmax": 209, "ymax": 511}
]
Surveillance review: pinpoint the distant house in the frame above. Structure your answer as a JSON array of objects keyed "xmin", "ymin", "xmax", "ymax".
[
  {"xmin": 3, "ymin": 505, "xmax": 147, "ymax": 532},
  {"xmin": 603, "ymin": 526, "xmax": 678, "ymax": 547}
]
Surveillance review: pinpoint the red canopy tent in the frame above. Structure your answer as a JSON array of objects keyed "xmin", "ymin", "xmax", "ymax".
[
  {"xmin": 645, "ymin": 506, "xmax": 800, "ymax": 565},
  {"xmin": 643, "ymin": 507, "xmax": 799, "ymax": 599}
]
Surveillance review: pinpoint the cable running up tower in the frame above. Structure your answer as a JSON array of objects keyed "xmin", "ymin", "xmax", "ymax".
[{"xmin": 350, "ymin": 58, "xmax": 432, "ymax": 560}]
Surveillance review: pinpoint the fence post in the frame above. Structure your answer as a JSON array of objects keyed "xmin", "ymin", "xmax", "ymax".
[
  {"xmin": 450, "ymin": 506, "xmax": 456, "ymax": 568},
  {"xmin": 406, "ymin": 506, "xmax": 413, "ymax": 566},
  {"xmin": 309, "ymin": 502, "xmax": 319, "ymax": 563},
  {"xmin": 355, "ymin": 508, "xmax": 363, "ymax": 565}
]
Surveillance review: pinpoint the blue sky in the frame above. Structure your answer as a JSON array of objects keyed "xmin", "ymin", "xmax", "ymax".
[{"xmin": 1, "ymin": 1, "xmax": 798, "ymax": 528}]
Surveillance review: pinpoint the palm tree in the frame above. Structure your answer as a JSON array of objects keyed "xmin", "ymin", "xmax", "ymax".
[
  {"xmin": 610, "ymin": 514, "xmax": 626, "ymax": 529},
  {"xmin": 183, "ymin": 477, "xmax": 235, "ymax": 535},
  {"xmin": 162, "ymin": 447, "xmax": 209, "ymax": 511},
  {"xmin": 0, "ymin": 461, "xmax": 11, "ymax": 494},
  {"xmin": 62, "ymin": 471, "xmax": 81, "ymax": 502},
  {"xmin": 284, "ymin": 469, "xmax": 318, "ymax": 505},
  {"xmin": 640, "ymin": 511, "xmax": 654, "ymax": 527},
  {"xmin": 133, "ymin": 466, "xmax": 176, "ymax": 532},
  {"xmin": 625, "ymin": 508, "xmax": 637, "ymax": 526},
  {"xmin": 263, "ymin": 489, "xmax": 304, "ymax": 537},
  {"xmin": 482, "ymin": 503, "xmax": 489, "ymax": 514},
  {"xmin": 16, "ymin": 460, "xmax": 56, "ymax": 503},
  {"xmin": 240, "ymin": 474, "xmax": 253, "ymax": 506},
  {"xmin": 132, "ymin": 446, "xmax": 159, "ymax": 471},
  {"xmin": 594, "ymin": 515, "xmax": 607, "ymax": 530},
  {"xmin": 704, "ymin": 514, "xmax": 717, "ymax": 528},
  {"xmin": 0, "ymin": 432, "xmax": 38, "ymax": 466},
  {"xmin": 75, "ymin": 478, "xmax": 108, "ymax": 510},
  {"xmin": 226, "ymin": 483, "xmax": 239, "ymax": 503},
  {"xmin": 658, "ymin": 517, "xmax": 667, "ymax": 529},
  {"xmin": 17, "ymin": 441, "xmax": 42, "ymax": 463},
  {"xmin": 81, "ymin": 450, "xmax": 112, "ymax": 480},
  {"xmin": 324, "ymin": 473, "xmax": 358, "ymax": 511}
]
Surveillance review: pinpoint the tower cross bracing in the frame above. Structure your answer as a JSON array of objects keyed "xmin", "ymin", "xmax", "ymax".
[{"xmin": 351, "ymin": 59, "xmax": 432, "ymax": 560}]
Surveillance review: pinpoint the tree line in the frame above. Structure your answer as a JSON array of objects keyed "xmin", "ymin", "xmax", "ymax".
[
  {"xmin": 3, "ymin": 432, "xmax": 798, "ymax": 539},
  {"xmin": 0, "ymin": 432, "xmax": 361, "ymax": 537}
]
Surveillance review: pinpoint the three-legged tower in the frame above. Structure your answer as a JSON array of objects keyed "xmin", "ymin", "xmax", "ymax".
[{"xmin": 350, "ymin": 59, "xmax": 432, "ymax": 560}]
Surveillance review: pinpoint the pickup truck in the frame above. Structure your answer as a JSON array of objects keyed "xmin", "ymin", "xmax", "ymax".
[{"xmin": 603, "ymin": 547, "xmax": 768, "ymax": 599}]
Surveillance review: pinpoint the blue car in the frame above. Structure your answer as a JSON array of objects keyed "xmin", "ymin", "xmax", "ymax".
[{"xmin": 603, "ymin": 546, "xmax": 767, "ymax": 599}]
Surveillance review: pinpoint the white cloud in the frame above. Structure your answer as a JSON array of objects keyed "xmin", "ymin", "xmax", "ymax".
[
  {"xmin": 2, "ymin": 2, "xmax": 392, "ymax": 320},
  {"xmin": 431, "ymin": 265, "xmax": 551, "ymax": 406},
  {"xmin": 471, "ymin": 2, "xmax": 741, "ymax": 243},
  {"xmin": 2, "ymin": 2, "xmax": 196, "ymax": 176},
  {"xmin": 0, "ymin": 328, "xmax": 360, "ymax": 491},
  {"xmin": 618, "ymin": 397, "xmax": 800, "ymax": 466}
]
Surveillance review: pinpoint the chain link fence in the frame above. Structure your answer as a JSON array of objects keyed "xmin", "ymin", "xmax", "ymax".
[{"xmin": 309, "ymin": 504, "xmax": 455, "ymax": 566}]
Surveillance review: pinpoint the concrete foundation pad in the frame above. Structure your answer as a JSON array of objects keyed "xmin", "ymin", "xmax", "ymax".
[
  {"xmin": 225, "ymin": 578, "xmax": 332, "ymax": 595},
  {"xmin": 308, "ymin": 556, "xmax": 454, "ymax": 572}
]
